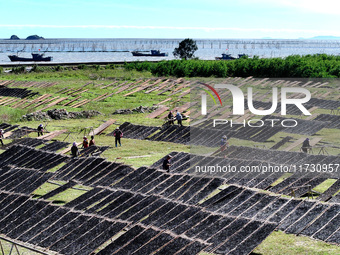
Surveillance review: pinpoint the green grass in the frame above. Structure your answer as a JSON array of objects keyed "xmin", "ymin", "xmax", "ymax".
[
  {"xmin": 0, "ymin": 65, "xmax": 153, "ymax": 81},
  {"xmin": 270, "ymin": 172, "xmax": 293, "ymax": 186},
  {"xmin": 31, "ymin": 180, "xmax": 92, "ymax": 206},
  {"xmin": 0, "ymin": 238, "xmax": 43, "ymax": 255},
  {"xmin": 48, "ymin": 188, "xmax": 89, "ymax": 205},
  {"xmin": 253, "ymin": 231, "xmax": 340, "ymax": 255},
  {"xmin": 32, "ymin": 181, "xmax": 66, "ymax": 197},
  {"xmin": 1, "ymin": 83, "xmax": 189, "ymax": 123},
  {"xmin": 0, "ymin": 106, "xmax": 31, "ymax": 123},
  {"xmin": 313, "ymin": 179, "xmax": 338, "ymax": 194},
  {"xmin": 199, "ymin": 231, "xmax": 340, "ymax": 255},
  {"xmin": 102, "ymin": 139, "xmax": 190, "ymax": 168},
  {"xmin": 0, "ymin": 67, "xmax": 185, "ymax": 122}
]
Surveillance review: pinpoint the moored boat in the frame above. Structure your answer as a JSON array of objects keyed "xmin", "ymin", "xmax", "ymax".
[
  {"xmin": 8, "ymin": 53, "xmax": 53, "ymax": 62},
  {"xmin": 131, "ymin": 50, "xmax": 168, "ymax": 57},
  {"xmin": 215, "ymin": 53, "xmax": 248, "ymax": 60},
  {"xmin": 215, "ymin": 53, "xmax": 236, "ymax": 60}
]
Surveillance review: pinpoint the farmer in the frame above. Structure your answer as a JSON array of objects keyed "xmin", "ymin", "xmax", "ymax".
[
  {"xmin": 175, "ymin": 110, "xmax": 183, "ymax": 127},
  {"xmin": 167, "ymin": 111, "xmax": 174, "ymax": 125},
  {"xmin": 162, "ymin": 155, "xmax": 172, "ymax": 173},
  {"xmin": 82, "ymin": 136, "xmax": 89, "ymax": 148},
  {"xmin": 89, "ymin": 135, "xmax": 95, "ymax": 146},
  {"xmin": 37, "ymin": 124, "xmax": 44, "ymax": 137},
  {"xmin": 113, "ymin": 127, "xmax": 123, "ymax": 147},
  {"xmin": 71, "ymin": 142, "xmax": 79, "ymax": 157},
  {"xmin": 0, "ymin": 129, "xmax": 4, "ymax": 146},
  {"xmin": 302, "ymin": 138, "xmax": 311, "ymax": 153},
  {"xmin": 220, "ymin": 135, "xmax": 229, "ymax": 157}
]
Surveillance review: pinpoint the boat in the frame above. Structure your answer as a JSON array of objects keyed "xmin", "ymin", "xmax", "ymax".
[
  {"xmin": 131, "ymin": 50, "xmax": 168, "ymax": 57},
  {"xmin": 8, "ymin": 53, "xmax": 53, "ymax": 62},
  {"xmin": 215, "ymin": 53, "xmax": 236, "ymax": 60},
  {"xmin": 238, "ymin": 54, "xmax": 248, "ymax": 58},
  {"xmin": 215, "ymin": 53, "xmax": 248, "ymax": 60}
]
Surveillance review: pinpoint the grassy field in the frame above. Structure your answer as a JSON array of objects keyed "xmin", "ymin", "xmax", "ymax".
[{"xmin": 0, "ymin": 67, "xmax": 340, "ymax": 255}]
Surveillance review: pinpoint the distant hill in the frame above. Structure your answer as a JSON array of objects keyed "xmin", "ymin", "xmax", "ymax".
[
  {"xmin": 261, "ymin": 36, "xmax": 340, "ymax": 40},
  {"xmin": 310, "ymin": 36, "xmax": 340, "ymax": 40},
  {"xmin": 10, "ymin": 35, "xmax": 20, "ymax": 40},
  {"xmin": 26, "ymin": 35, "xmax": 45, "ymax": 40},
  {"xmin": 8, "ymin": 34, "xmax": 45, "ymax": 40}
]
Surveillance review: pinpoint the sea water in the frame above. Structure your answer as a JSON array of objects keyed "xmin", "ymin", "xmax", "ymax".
[{"xmin": 0, "ymin": 38, "xmax": 339, "ymax": 64}]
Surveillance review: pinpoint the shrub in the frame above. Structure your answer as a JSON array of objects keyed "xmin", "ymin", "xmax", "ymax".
[
  {"xmin": 78, "ymin": 64, "xmax": 87, "ymax": 70},
  {"xmin": 12, "ymin": 66, "xmax": 26, "ymax": 74},
  {"xmin": 105, "ymin": 64, "xmax": 115, "ymax": 69},
  {"xmin": 124, "ymin": 54, "xmax": 340, "ymax": 78},
  {"xmin": 55, "ymin": 65, "xmax": 64, "ymax": 71},
  {"xmin": 31, "ymin": 65, "xmax": 45, "ymax": 72}
]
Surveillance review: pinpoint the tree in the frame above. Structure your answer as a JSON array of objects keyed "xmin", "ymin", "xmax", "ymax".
[{"xmin": 173, "ymin": 38, "xmax": 198, "ymax": 60}]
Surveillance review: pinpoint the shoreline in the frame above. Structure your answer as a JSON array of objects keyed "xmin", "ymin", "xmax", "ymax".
[{"xmin": 0, "ymin": 60, "xmax": 161, "ymax": 68}]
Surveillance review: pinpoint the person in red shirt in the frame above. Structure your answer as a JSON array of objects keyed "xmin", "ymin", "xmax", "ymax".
[{"xmin": 83, "ymin": 136, "xmax": 89, "ymax": 148}]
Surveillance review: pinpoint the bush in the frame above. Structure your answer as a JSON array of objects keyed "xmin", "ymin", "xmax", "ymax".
[
  {"xmin": 124, "ymin": 54, "xmax": 340, "ymax": 78},
  {"xmin": 31, "ymin": 65, "xmax": 45, "ymax": 73},
  {"xmin": 55, "ymin": 65, "xmax": 64, "ymax": 71},
  {"xmin": 78, "ymin": 64, "xmax": 87, "ymax": 70},
  {"xmin": 105, "ymin": 64, "xmax": 115, "ymax": 69},
  {"xmin": 12, "ymin": 66, "xmax": 26, "ymax": 74}
]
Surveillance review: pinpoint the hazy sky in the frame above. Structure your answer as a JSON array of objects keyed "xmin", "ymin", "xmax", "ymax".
[{"xmin": 1, "ymin": 0, "xmax": 340, "ymax": 39}]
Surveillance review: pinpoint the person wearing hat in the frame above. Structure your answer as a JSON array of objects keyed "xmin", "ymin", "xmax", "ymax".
[
  {"xmin": 82, "ymin": 136, "xmax": 89, "ymax": 148},
  {"xmin": 163, "ymin": 155, "xmax": 172, "ymax": 173},
  {"xmin": 220, "ymin": 135, "xmax": 229, "ymax": 156},
  {"xmin": 113, "ymin": 127, "xmax": 123, "ymax": 147},
  {"xmin": 71, "ymin": 142, "xmax": 79, "ymax": 157},
  {"xmin": 37, "ymin": 124, "xmax": 44, "ymax": 137},
  {"xmin": 302, "ymin": 138, "xmax": 311, "ymax": 153},
  {"xmin": 89, "ymin": 135, "xmax": 95, "ymax": 146},
  {"xmin": 175, "ymin": 110, "xmax": 183, "ymax": 127},
  {"xmin": 0, "ymin": 129, "xmax": 4, "ymax": 146}
]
